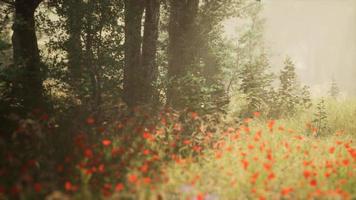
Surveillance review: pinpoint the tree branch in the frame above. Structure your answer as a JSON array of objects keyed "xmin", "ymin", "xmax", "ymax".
[{"xmin": 0, "ymin": 0, "xmax": 15, "ymax": 6}]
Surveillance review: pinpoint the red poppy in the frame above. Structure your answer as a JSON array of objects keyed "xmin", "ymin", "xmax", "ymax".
[
  {"xmin": 281, "ymin": 187, "xmax": 293, "ymax": 196},
  {"xmin": 65, "ymin": 181, "xmax": 73, "ymax": 191},
  {"xmin": 329, "ymin": 147, "xmax": 335, "ymax": 154},
  {"xmin": 115, "ymin": 183, "xmax": 124, "ymax": 192},
  {"xmin": 86, "ymin": 117, "xmax": 95, "ymax": 125},
  {"xmin": 310, "ymin": 179, "xmax": 317, "ymax": 187},
  {"xmin": 84, "ymin": 148, "xmax": 93, "ymax": 159},
  {"xmin": 102, "ymin": 139, "xmax": 112, "ymax": 146},
  {"xmin": 128, "ymin": 174, "xmax": 138, "ymax": 184},
  {"xmin": 143, "ymin": 149, "xmax": 150, "ymax": 155},
  {"xmin": 267, "ymin": 120, "xmax": 276, "ymax": 131},
  {"xmin": 268, "ymin": 172, "xmax": 275, "ymax": 180},
  {"xmin": 303, "ymin": 170, "xmax": 312, "ymax": 179},
  {"xmin": 196, "ymin": 193, "xmax": 204, "ymax": 200},
  {"xmin": 143, "ymin": 177, "xmax": 151, "ymax": 184}
]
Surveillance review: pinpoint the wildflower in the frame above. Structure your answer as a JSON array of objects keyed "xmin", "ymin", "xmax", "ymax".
[
  {"xmin": 128, "ymin": 174, "xmax": 138, "ymax": 184},
  {"xmin": 115, "ymin": 183, "xmax": 124, "ymax": 192},
  {"xmin": 310, "ymin": 179, "xmax": 317, "ymax": 187},
  {"xmin": 268, "ymin": 172, "xmax": 275, "ymax": 180},
  {"xmin": 267, "ymin": 120, "xmax": 275, "ymax": 131},
  {"xmin": 253, "ymin": 111, "xmax": 261, "ymax": 117},
  {"xmin": 303, "ymin": 170, "xmax": 312, "ymax": 179},
  {"xmin": 196, "ymin": 192, "xmax": 204, "ymax": 200},
  {"xmin": 191, "ymin": 112, "xmax": 198, "ymax": 120},
  {"xmin": 215, "ymin": 151, "xmax": 223, "ymax": 159},
  {"xmin": 281, "ymin": 187, "xmax": 293, "ymax": 196},
  {"xmin": 65, "ymin": 181, "xmax": 77, "ymax": 191},
  {"xmin": 193, "ymin": 145, "xmax": 202, "ymax": 152},
  {"xmin": 329, "ymin": 147, "xmax": 335, "ymax": 154},
  {"xmin": 86, "ymin": 116, "xmax": 95, "ymax": 125},
  {"xmin": 183, "ymin": 140, "xmax": 191, "ymax": 145},
  {"xmin": 263, "ymin": 162, "xmax": 272, "ymax": 171},
  {"xmin": 84, "ymin": 148, "xmax": 93, "ymax": 159},
  {"xmin": 140, "ymin": 164, "xmax": 149, "ymax": 173},
  {"xmin": 98, "ymin": 164, "xmax": 105, "ymax": 173},
  {"xmin": 143, "ymin": 132, "xmax": 153, "ymax": 140},
  {"xmin": 143, "ymin": 149, "xmax": 150, "ymax": 155},
  {"xmin": 143, "ymin": 177, "xmax": 151, "ymax": 184},
  {"xmin": 242, "ymin": 159, "xmax": 249, "ymax": 170},
  {"xmin": 102, "ymin": 139, "xmax": 112, "ymax": 147},
  {"xmin": 342, "ymin": 159, "xmax": 349, "ymax": 166}
]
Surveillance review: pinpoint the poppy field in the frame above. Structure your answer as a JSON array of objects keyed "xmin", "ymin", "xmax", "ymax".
[{"xmin": 0, "ymin": 101, "xmax": 355, "ymax": 200}]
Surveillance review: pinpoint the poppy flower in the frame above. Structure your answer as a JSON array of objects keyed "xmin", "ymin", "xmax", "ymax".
[
  {"xmin": 115, "ymin": 183, "xmax": 124, "ymax": 192},
  {"xmin": 86, "ymin": 117, "xmax": 95, "ymax": 125},
  {"xmin": 310, "ymin": 179, "xmax": 317, "ymax": 187},
  {"xmin": 102, "ymin": 139, "xmax": 112, "ymax": 146},
  {"xmin": 84, "ymin": 148, "xmax": 93, "ymax": 158},
  {"xmin": 281, "ymin": 187, "xmax": 293, "ymax": 196},
  {"xmin": 128, "ymin": 174, "xmax": 138, "ymax": 184},
  {"xmin": 303, "ymin": 170, "xmax": 312, "ymax": 179}
]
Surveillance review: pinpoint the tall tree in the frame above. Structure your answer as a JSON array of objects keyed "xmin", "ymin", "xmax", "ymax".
[
  {"xmin": 11, "ymin": 0, "xmax": 44, "ymax": 112},
  {"xmin": 64, "ymin": 0, "xmax": 84, "ymax": 91},
  {"xmin": 278, "ymin": 57, "xmax": 300, "ymax": 116},
  {"xmin": 123, "ymin": 0, "xmax": 160, "ymax": 108},
  {"xmin": 167, "ymin": 0, "xmax": 199, "ymax": 109},
  {"xmin": 141, "ymin": 0, "xmax": 160, "ymax": 104}
]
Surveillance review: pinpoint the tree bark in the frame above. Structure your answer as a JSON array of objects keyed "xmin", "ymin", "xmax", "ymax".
[
  {"xmin": 167, "ymin": 0, "xmax": 199, "ymax": 109},
  {"xmin": 65, "ymin": 0, "xmax": 83, "ymax": 91},
  {"xmin": 12, "ymin": 0, "xmax": 44, "ymax": 112},
  {"xmin": 141, "ymin": 0, "xmax": 160, "ymax": 105},
  {"xmin": 123, "ymin": 0, "xmax": 145, "ymax": 108}
]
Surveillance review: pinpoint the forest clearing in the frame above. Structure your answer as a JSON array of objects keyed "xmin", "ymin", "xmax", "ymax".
[{"xmin": 0, "ymin": 0, "xmax": 355, "ymax": 199}]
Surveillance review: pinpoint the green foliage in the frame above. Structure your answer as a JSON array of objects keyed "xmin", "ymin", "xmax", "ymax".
[
  {"xmin": 311, "ymin": 99, "xmax": 329, "ymax": 136},
  {"xmin": 238, "ymin": 53, "xmax": 273, "ymax": 117},
  {"xmin": 277, "ymin": 57, "xmax": 300, "ymax": 115}
]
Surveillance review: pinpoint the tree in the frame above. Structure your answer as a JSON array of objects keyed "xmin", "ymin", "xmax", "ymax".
[
  {"xmin": 123, "ymin": 0, "xmax": 160, "ymax": 108},
  {"xmin": 232, "ymin": 3, "xmax": 273, "ymax": 117},
  {"xmin": 277, "ymin": 57, "xmax": 300, "ymax": 116},
  {"xmin": 9, "ymin": 0, "xmax": 45, "ymax": 112},
  {"xmin": 328, "ymin": 78, "xmax": 339, "ymax": 99},
  {"xmin": 167, "ymin": 0, "xmax": 199, "ymax": 109}
]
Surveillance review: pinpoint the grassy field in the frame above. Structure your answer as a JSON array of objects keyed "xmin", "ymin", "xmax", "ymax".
[{"xmin": 1, "ymin": 99, "xmax": 355, "ymax": 200}]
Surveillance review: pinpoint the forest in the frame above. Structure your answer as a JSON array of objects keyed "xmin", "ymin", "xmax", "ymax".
[{"xmin": 0, "ymin": 0, "xmax": 355, "ymax": 199}]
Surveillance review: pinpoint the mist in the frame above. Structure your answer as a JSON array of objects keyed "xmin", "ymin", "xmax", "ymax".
[{"xmin": 262, "ymin": 0, "xmax": 356, "ymax": 97}]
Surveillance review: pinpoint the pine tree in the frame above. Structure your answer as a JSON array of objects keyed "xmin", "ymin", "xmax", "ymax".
[
  {"xmin": 239, "ymin": 53, "xmax": 273, "ymax": 117},
  {"xmin": 277, "ymin": 57, "xmax": 300, "ymax": 117},
  {"xmin": 328, "ymin": 78, "xmax": 340, "ymax": 99},
  {"xmin": 300, "ymin": 85, "xmax": 312, "ymax": 108},
  {"xmin": 312, "ymin": 99, "xmax": 329, "ymax": 137}
]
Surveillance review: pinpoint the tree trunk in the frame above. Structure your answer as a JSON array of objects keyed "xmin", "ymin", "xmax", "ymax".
[
  {"xmin": 123, "ymin": 0, "xmax": 145, "ymax": 108},
  {"xmin": 167, "ymin": 0, "xmax": 199, "ymax": 109},
  {"xmin": 65, "ymin": 0, "xmax": 83, "ymax": 91},
  {"xmin": 12, "ymin": 0, "xmax": 44, "ymax": 112},
  {"xmin": 141, "ymin": 0, "xmax": 160, "ymax": 105}
]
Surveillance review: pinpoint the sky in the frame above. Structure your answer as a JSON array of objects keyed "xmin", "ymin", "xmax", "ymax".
[{"xmin": 262, "ymin": 0, "xmax": 356, "ymax": 97}]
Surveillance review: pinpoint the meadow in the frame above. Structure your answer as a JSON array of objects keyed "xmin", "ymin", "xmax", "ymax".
[{"xmin": 1, "ymin": 99, "xmax": 355, "ymax": 200}]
